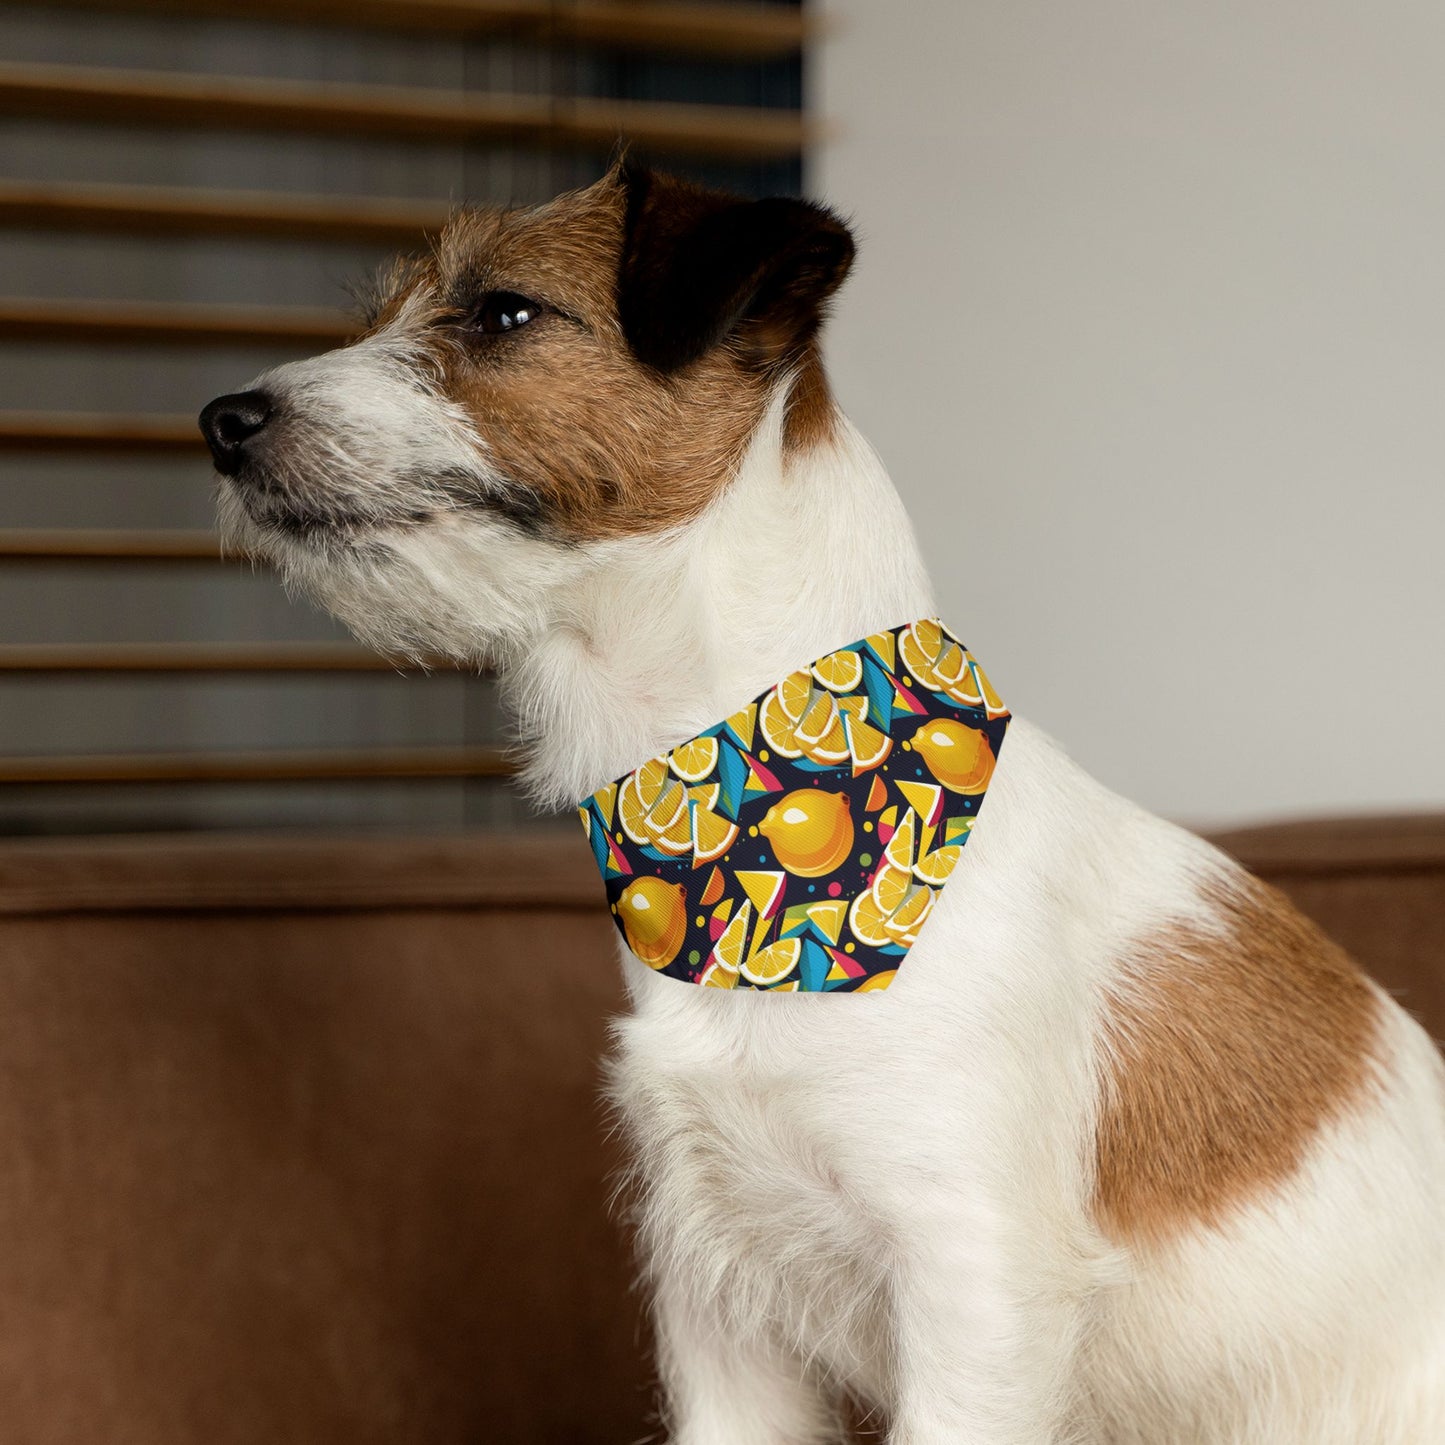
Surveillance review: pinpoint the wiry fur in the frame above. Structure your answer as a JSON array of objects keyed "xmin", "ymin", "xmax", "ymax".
[{"xmin": 207, "ymin": 171, "xmax": 1445, "ymax": 1443}]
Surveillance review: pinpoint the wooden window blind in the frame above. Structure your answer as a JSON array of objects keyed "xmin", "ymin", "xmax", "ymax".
[{"xmin": 0, "ymin": 0, "xmax": 809, "ymax": 834}]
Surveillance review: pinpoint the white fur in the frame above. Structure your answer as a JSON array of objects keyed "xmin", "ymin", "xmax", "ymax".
[{"xmin": 221, "ymin": 353, "xmax": 1445, "ymax": 1444}]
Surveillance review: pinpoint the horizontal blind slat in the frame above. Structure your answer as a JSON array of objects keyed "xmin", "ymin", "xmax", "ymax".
[
  {"xmin": 30, "ymin": 0, "xmax": 810, "ymax": 59},
  {"xmin": 0, "ymin": 180, "xmax": 447, "ymax": 244},
  {"xmin": 0, "ymin": 529, "xmax": 222, "ymax": 560},
  {"xmin": 0, "ymin": 413, "xmax": 204, "ymax": 451},
  {"xmin": 0, "ymin": 62, "xmax": 812, "ymax": 161},
  {"xmin": 0, "ymin": 297, "xmax": 353, "ymax": 348}
]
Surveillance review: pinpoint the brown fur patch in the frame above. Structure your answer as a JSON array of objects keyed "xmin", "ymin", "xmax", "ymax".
[
  {"xmin": 363, "ymin": 171, "xmax": 847, "ymax": 541},
  {"xmin": 1094, "ymin": 873, "xmax": 1382, "ymax": 1246},
  {"xmin": 782, "ymin": 344, "xmax": 840, "ymax": 456}
]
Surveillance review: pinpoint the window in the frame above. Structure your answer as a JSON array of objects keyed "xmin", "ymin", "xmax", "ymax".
[{"xmin": 0, "ymin": 0, "xmax": 807, "ymax": 835}]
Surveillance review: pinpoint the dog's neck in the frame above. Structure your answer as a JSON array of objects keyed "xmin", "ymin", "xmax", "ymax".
[{"xmin": 505, "ymin": 390, "xmax": 936, "ymax": 809}]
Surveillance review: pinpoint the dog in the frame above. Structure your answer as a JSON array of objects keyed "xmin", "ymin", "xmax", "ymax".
[{"xmin": 200, "ymin": 162, "xmax": 1445, "ymax": 1443}]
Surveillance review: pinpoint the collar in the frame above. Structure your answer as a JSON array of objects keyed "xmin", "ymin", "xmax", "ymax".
[{"xmin": 578, "ymin": 619, "xmax": 1009, "ymax": 993}]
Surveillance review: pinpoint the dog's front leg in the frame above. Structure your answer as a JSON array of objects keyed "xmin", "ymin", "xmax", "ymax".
[
  {"xmin": 885, "ymin": 1209, "xmax": 1091, "ymax": 1445},
  {"xmin": 653, "ymin": 1275, "xmax": 842, "ymax": 1445}
]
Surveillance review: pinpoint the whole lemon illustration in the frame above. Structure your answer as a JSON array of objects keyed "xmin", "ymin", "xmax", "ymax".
[
  {"xmin": 616, "ymin": 877, "xmax": 689, "ymax": 969},
  {"xmin": 911, "ymin": 719, "xmax": 994, "ymax": 794},
  {"xmin": 758, "ymin": 789, "xmax": 855, "ymax": 877}
]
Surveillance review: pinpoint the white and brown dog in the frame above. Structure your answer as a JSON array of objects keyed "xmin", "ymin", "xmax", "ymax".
[{"xmin": 201, "ymin": 164, "xmax": 1445, "ymax": 1444}]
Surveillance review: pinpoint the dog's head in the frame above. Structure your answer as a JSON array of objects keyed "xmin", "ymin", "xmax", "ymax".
[{"xmin": 200, "ymin": 164, "xmax": 854, "ymax": 661}]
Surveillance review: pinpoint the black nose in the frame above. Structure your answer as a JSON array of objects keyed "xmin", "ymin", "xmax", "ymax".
[{"xmin": 199, "ymin": 390, "xmax": 273, "ymax": 475}]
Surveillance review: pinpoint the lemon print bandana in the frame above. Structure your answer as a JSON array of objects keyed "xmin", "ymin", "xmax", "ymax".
[{"xmin": 578, "ymin": 619, "xmax": 1009, "ymax": 993}]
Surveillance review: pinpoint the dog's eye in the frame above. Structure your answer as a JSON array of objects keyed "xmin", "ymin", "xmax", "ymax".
[{"xmin": 471, "ymin": 291, "xmax": 544, "ymax": 335}]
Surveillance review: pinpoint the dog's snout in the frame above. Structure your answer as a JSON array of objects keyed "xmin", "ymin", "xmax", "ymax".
[{"xmin": 199, "ymin": 390, "xmax": 274, "ymax": 475}]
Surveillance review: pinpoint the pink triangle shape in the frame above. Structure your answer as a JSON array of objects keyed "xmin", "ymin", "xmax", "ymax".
[
  {"xmin": 743, "ymin": 752, "xmax": 783, "ymax": 793},
  {"xmin": 892, "ymin": 680, "xmax": 928, "ymax": 715}
]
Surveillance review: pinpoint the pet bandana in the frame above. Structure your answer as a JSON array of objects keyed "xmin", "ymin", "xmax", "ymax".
[{"xmin": 578, "ymin": 619, "xmax": 1009, "ymax": 993}]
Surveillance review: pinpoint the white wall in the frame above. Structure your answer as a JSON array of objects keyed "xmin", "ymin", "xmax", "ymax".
[{"xmin": 812, "ymin": 0, "xmax": 1445, "ymax": 827}]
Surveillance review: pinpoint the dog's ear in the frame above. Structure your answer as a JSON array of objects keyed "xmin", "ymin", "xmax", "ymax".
[{"xmin": 616, "ymin": 162, "xmax": 855, "ymax": 374}]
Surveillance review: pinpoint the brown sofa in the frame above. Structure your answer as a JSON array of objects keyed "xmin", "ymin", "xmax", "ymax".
[{"xmin": 0, "ymin": 816, "xmax": 1440, "ymax": 1443}]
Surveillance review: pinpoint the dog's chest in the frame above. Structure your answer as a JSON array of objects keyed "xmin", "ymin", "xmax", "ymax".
[{"xmin": 611, "ymin": 998, "xmax": 898, "ymax": 1384}]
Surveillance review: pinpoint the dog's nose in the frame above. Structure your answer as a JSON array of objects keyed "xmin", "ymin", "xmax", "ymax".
[{"xmin": 199, "ymin": 390, "xmax": 273, "ymax": 475}]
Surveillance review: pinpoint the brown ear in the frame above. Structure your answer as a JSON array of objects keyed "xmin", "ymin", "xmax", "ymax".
[{"xmin": 616, "ymin": 163, "xmax": 855, "ymax": 374}]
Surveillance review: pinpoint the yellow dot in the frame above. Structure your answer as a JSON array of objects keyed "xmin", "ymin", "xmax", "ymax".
[
  {"xmin": 758, "ymin": 749, "xmax": 769, "ymax": 762},
  {"xmin": 695, "ymin": 915, "xmax": 705, "ymax": 929},
  {"xmin": 611, "ymin": 903, "xmax": 618, "ymax": 914},
  {"xmin": 863, "ymin": 820, "xmax": 873, "ymax": 832},
  {"xmin": 903, "ymin": 740, "xmax": 912, "ymax": 751},
  {"xmin": 748, "ymin": 825, "xmax": 759, "ymax": 837},
  {"xmin": 844, "ymin": 942, "xmax": 855, "ymax": 954},
  {"xmin": 615, "ymin": 831, "xmax": 624, "ymax": 841},
  {"xmin": 902, "ymin": 676, "xmax": 912, "ymax": 687}
]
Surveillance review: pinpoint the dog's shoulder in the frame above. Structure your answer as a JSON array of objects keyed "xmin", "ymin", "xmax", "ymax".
[{"xmin": 1095, "ymin": 862, "xmax": 1382, "ymax": 1246}]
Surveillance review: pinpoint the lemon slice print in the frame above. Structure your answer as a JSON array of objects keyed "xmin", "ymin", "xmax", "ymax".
[
  {"xmin": 723, "ymin": 702, "xmax": 757, "ymax": 751},
  {"xmin": 864, "ymin": 630, "xmax": 897, "ymax": 672},
  {"xmin": 645, "ymin": 779, "xmax": 694, "ymax": 856},
  {"xmin": 617, "ymin": 756, "xmax": 670, "ymax": 844},
  {"xmin": 793, "ymin": 692, "xmax": 838, "ymax": 749},
  {"xmin": 811, "ymin": 649, "xmax": 864, "ymax": 694},
  {"xmin": 871, "ymin": 860, "xmax": 913, "ymax": 915},
  {"xmin": 933, "ymin": 640, "xmax": 971, "ymax": 688},
  {"xmin": 795, "ymin": 693, "xmax": 849, "ymax": 766},
  {"xmin": 709, "ymin": 899, "xmax": 754, "ymax": 972},
  {"xmin": 699, "ymin": 960, "xmax": 739, "ymax": 988},
  {"xmin": 899, "ymin": 619, "xmax": 946, "ymax": 690},
  {"xmin": 971, "ymin": 658, "xmax": 1009, "ymax": 719},
  {"xmin": 777, "ymin": 668, "xmax": 815, "ymax": 722},
  {"xmin": 884, "ymin": 807, "xmax": 917, "ymax": 872},
  {"xmin": 802, "ymin": 898, "xmax": 847, "ymax": 945},
  {"xmin": 691, "ymin": 803, "xmax": 739, "ymax": 866},
  {"xmin": 741, "ymin": 936, "xmax": 802, "ymax": 987},
  {"xmin": 647, "ymin": 776, "xmax": 688, "ymax": 832},
  {"xmin": 884, "ymin": 883, "xmax": 933, "ymax": 946},
  {"xmin": 914, "ymin": 843, "xmax": 963, "ymax": 886},
  {"xmin": 670, "ymin": 735, "xmax": 719, "ymax": 784},
  {"xmin": 759, "ymin": 690, "xmax": 804, "ymax": 759},
  {"xmin": 636, "ymin": 755, "xmax": 671, "ymax": 795},
  {"xmin": 617, "ymin": 778, "xmax": 651, "ymax": 845},
  {"xmin": 649, "ymin": 823, "xmax": 694, "ymax": 858},
  {"xmin": 803, "ymin": 713, "xmax": 850, "ymax": 766},
  {"xmin": 847, "ymin": 888, "xmax": 896, "ymax": 948},
  {"xmin": 944, "ymin": 658, "xmax": 985, "ymax": 709},
  {"xmin": 843, "ymin": 711, "xmax": 893, "ymax": 774}
]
